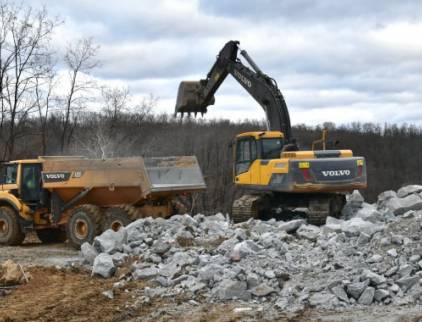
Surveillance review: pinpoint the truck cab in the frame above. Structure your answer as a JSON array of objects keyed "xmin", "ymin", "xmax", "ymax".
[
  {"xmin": 0, "ymin": 160, "xmax": 43, "ymax": 208},
  {"xmin": 0, "ymin": 160, "xmax": 44, "ymax": 245}
]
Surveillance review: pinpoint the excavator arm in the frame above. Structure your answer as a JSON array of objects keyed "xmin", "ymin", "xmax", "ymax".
[{"xmin": 175, "ymin": 40, "xmax": 293, "ymax": 142}]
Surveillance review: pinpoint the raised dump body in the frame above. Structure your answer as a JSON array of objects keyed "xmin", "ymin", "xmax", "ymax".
[{"xmin": 0, "ymin": 156, "xmax": 206, "ymax": 248}]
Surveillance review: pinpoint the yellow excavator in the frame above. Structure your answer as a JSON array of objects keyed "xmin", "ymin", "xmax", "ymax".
[{"xmin": 175, "ymin": 40, "xmax": 367, "ymax": 224}]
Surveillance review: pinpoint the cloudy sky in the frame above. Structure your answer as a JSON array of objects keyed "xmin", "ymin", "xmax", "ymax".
[{"xmin": 26, "ymin": 0, "xmax": 422, "ymax": 125}]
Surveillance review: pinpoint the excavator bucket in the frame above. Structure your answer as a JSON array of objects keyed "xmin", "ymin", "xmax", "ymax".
[{"xmin": 175, "ymin": 81, "xmax": 215, "ymax": 116}]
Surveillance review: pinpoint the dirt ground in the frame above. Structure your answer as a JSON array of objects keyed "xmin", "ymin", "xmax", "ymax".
[
  {"xmin": 0, "ymin": 233, "xmax": 79, "ymax": 267},
  {"xmin": 1, "ymin": 238, "xmax": 422, "ymax": 322}
]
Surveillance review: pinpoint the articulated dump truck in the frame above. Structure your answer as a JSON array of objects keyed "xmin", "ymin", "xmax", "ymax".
[{"xmin": 0, "ymin": 156, "xmax": 206, "ymax": 248}]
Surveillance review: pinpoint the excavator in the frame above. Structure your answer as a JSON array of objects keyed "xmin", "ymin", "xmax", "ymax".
[{"xmin": 175, "ymin": 40, "xmax": 367, "ymax": 224}]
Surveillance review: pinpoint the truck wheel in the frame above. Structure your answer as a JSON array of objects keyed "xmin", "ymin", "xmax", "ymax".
[
  {"xmin": 36, "ymin": 229, "xmax": 67, "ymax": 244},
  {"xmin": 66, "ymin": 205, "xmax": 102, "ymax": 249},
  {"xmin": 103, "ymin": 207, "xmax": 131, "ymax": 232},
  {"xmin": 0, "ymin": 206, "xmax": 25, "ymax": 246}
]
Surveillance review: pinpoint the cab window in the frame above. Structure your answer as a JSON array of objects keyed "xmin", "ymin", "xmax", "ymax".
[
  {"xmin": 261, "ymin": 138, "xmax": 283, "ymax": 159},
  {"xmin": 2, "ymin": 164, "xmax": 18, "ymax": 184},
  {"xmin": 235, "ymin": 138, "xmax": 257, "ymax": 174}
]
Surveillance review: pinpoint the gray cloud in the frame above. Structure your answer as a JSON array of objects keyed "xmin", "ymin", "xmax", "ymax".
[{"xmin": 23, "ymin": 0, "xmax": 422, "ymax": 125}]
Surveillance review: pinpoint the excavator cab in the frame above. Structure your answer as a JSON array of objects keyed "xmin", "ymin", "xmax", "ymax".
[
  {"xmin": 233, "ymin": 131, "xmax": 285, "ymax": 184},
  {"xmin": 175, "ymin": 81, "xmax": 215, "ymax": 116}
]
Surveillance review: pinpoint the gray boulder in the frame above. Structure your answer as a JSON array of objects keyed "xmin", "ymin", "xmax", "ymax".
[
  {"xmin": 341, "ymin": 217, "xmax": 384, "ymax": 237},
  {"xmin": 81, "ymin": 242, "xmax": 98, "ymax": 265},
  {"xmin": 278, "ymin": 219, "xmax": 305, "ymax": 233},
  {"xmin": 324, "ymin": 217, "xmax": 344, "ymax": 233},
  {"xmin": 198, "ymin": 264, "xmax": 224, "ymax": 283},
  {"xmin": 216, "ymin": 279, "xmax": 250, "ymax": 300},
  {"xmin": 180, "ymin": 276, "xmax": 207, "ymax": 293},
  {"xmin": 362, "ymin": 270, "xmax": 386, "ymax": 285},
  {"xmin": 397, "ymin": 185, "xmax": 422, "ymax": 198},
  {"xmin": 93, "ymin": 229, "xmax": 127, "ymax": 254},
  {"xmin": 355, "ymin": 203, "xmax": 382, "ymax": 223},
  {"xmin": 151, "ymin": 240, "xmax": 171, "ymax": 255},
  {"xmin": 387, "ymin": 248, "xmax": 398, "ymax": 258},
  {"xmin": 296, "ymin": 224, "xmax": 320, "ymax": 241},
  {"xmin": 331, "ymin": 285, "xmax": 349, "ymax": 303},
  {"xmin": 133, "ymin": 267, "xmax": 158, "ymax": 280},
  {"xmin": 347, "ymin": 280, "xmax": 370, "ymax": 300},
  {"xmin": 229, "ymin": 240, "xmax": 261, "ymax": 261},
  {"xmin": 111, "ymin": 252, "xmax": 128, "ymax": 266},
  {"xmin": 386, "ymin": 194, "xmax": 422, "ymax": 216},
  {"xmin": 92, "ymin": 253, "xmax": 116, "ymax": 278},
  {"xmin": 358, "ymin": 287, "xmax": 375, "ymax": 305},
  {"xmin": 308, "ymin": 292, "xmax": 338, "ymax": 308},
  {"xmin": 396, "ymin": 276, "xmax": 419, "ymax": 292},
  {"xmin": 377, "ymin": 190, "xmax": 397, "ymax": 206},
  {"xmin": 158, "ymin": 262, "xmax": 182, "ymax": 279},
  {"xmin": 374, "ymin": 289, "xmax": 389, "ymax": 302},
  {"xmin": 357, "ymin": 232, "xmax": 371, "ymax": 245},
  {"xmin": 398, "ymin": 264, "xmax": 413, "ymax": 277}
]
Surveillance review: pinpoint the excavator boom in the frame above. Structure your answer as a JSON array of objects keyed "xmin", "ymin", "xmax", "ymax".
[{"xmin": 175, "ymin": 40, "xmax": 292, "ymax": 142}]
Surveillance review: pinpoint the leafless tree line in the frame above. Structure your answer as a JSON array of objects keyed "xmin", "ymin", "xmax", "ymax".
[{"xmin": 0, "ymin": 2, "xmax": 100, "ymax": 159}]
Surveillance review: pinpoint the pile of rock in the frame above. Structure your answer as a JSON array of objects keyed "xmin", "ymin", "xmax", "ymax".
[{"xmin": 81, "ymin": 186, "xmax": 422, "ymax": 311}]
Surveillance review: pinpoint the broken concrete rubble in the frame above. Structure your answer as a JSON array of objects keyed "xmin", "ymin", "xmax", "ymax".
[{"xmin": 79, "ymin": 185, "xmax": 422, "ymax": 310}]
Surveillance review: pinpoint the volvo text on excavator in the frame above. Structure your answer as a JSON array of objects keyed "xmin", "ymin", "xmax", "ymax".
[{"xmin": 175, "ymin": 40, "xmax": 367, "ymax": 224}]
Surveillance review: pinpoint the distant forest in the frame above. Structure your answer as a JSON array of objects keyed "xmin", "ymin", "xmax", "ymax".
[
  {"xmin": 0, "ymin": 2, "xmax": 420, "ymax": 213},
  {"xmin": 2, "ymin": 105, "xmax": 422, "ymax": 213}
]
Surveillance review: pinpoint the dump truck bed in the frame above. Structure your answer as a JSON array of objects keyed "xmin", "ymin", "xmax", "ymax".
[{"xmin": 41, "ymin": 156, "xmax": 206, "ymax": 206}]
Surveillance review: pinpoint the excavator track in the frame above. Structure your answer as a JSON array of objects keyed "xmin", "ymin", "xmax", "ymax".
[
  {"xmin": 231, "ymin": 195, "xmax": 262, "ymax": 223},
  {"xmin": 308, "ymin": 198, "xmax": 330, "ymax": 225},
  {"xmin": 308, "ymin": 194, "xmax": 346, "ymax": 225}
]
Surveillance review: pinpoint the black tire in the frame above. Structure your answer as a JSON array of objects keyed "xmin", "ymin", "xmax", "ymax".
[
  {"xmin": 103, "ymin": 207, "xmax": 131, "ymax": 232},
  {"xmin": 0, "ymin": 206, "xmax": 25, "ymax": 246},
  {"xmin": 36, "ymin": 229, "xmax": 67, "ymax": 244},
  {"xmin": 66, "ymin": 205, "xmax": 102, "ymax": 249}
]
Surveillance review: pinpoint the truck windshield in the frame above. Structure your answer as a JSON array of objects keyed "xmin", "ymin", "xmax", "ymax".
[{"xmin": 261, "ymin": 138, "xmax": 283, "ymax": 159}]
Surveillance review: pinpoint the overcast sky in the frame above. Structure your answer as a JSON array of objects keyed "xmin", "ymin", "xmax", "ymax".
[{"xmin": 26, "ymin": 0, "xmax": 422, "ymax": 125}]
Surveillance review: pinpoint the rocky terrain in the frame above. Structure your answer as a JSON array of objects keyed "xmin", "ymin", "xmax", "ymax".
[
  {"xmin": 80, "ymin": 185, "xmax": 422, "ymax": 314},
  {"xmin": 2, "ymin": 186, "xmax": 422, "ymax": 321}
]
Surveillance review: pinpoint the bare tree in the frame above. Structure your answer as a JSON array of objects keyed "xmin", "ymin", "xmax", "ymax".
[
  {"xmin": 101, "ymin": 85, "xmax": 129, "ymax": 130},
  {"xmin": 0, "ymin": 2, "xmax": 60, "ymax": 159},
  {"xmin": 35, "ymin": 69, "xmax": 56, "ymax": 155},
  {"xmin": 60, "ymin": 37, "xmax": 99, "ymax": 152}
]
